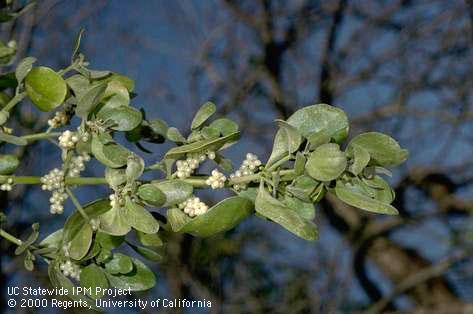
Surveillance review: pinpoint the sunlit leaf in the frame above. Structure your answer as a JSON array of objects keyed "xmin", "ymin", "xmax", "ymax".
[{"xmin": 25, "ymin": 67, "xmax": 67, "ymax": 112}]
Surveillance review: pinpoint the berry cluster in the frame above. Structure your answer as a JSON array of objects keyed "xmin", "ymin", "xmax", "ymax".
[
  {"xmin": 49, "ymin": 191, "xmax": 68, "ymax": 214},
  {"xmin": 175, "ymin": 150, "xmax": 216, "ymax": 179},
  {"xmin": 178, "ymin": 196, "xmax": 209, "ymax": 217},
  {"xmin": 0, "ymin": 178, "xmax": 13, "ymax": 191},
  {"xmin": 67, "ymin": 153, "xmax": 90, "ymax": 177},
  {"xmin": 47, "ymin": 111, "xmax": 68, "ymax": 128},
  {"xmin": 41, "ymin": 168, "xmax": 65, "ymax": 191},
  {"xmin": 205, "ymin": 169, "xmax": 226, "ymax": 189},
  {"xmin": 230, "ymin": 153, "xmax": 262, "ymax": 190},
  {"xmin": 59, "ymin": 260, "xmax": 81, "ymax": 280},
  {"xmin": 41, "ymin": 168, "xmax": 67, "ymax": 214},
  {"xmin": 58, "ymin": 130, "xmax": 79, "ymax": 150}
]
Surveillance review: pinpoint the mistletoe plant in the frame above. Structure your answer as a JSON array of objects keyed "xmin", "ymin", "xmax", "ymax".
[{"xmin": 0, "ymin": 35, "xmax": 408, "ymax": 303}]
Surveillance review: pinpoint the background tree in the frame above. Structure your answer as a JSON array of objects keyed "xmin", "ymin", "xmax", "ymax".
[{"xmin": 1, "ymin": 1, "xmax": 472, "ymax": 313}]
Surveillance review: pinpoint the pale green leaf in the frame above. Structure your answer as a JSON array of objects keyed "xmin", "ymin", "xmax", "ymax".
[
  {"xmin": 105, "ymin": 258, "xmax": 155, "ymax": 291},
  {"xmin": 306, "ymin": 143, "xmax": 347, "ymax": 181},
  {"xmin": 255, "ymin": 185, "xmax": 318, "ymax": 241},
  {"xmin": 25, "ymin": 67, "xmax": 67, "ymax": 112},
  {"xmin": 347, "ymin": 132, "xmax": 408, "ymax": 167},
  {"xmin": 334, "ymin": 181, "xmax": 398, "ymax": 215},
  {"xmin": 191, "ymin": 102, "xmax": 216, "ymax": 130},
  {"xmin": 122, "ymin": 197, "xmax": 159, "ymax": 234},
  {"xmin": 80, "ymin": 264, "xmax": 109, "ymax": 299}
]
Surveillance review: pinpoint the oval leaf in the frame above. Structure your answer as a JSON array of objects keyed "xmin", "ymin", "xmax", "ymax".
[
  {"xmin": 191, "ymin": 102, "xmax": 216, "ymax": 130},
  {"xmin": 122, "ymin": 197, "xmax": 159, "ymax": 234},
  {"xmin": 104, "ymin": 253, "xmax": 133, "ymax": 275},
  {"xmin": 25, "ymin": 67, "xmax": 67, "ymax": 112},
  {"xmin": 105, "ymin": 258, "xmax": 156, "ymax": 291},
  {"xmin": 306, "ymin": 143, "xmax": 347, "ymax": 181},
  {"xmin": 99, "ymin": 206, "xmax": 131, "ymax": 236},
  {"xmin": 347, "ymin": 132, "xmax": 408, "ymax": 167},
  {"xmin": 349, "ymin": 144, "xmax": 370, "ymax": 175},
  {"xmin": 169, "ymin": 196, "xmax": 254, "ymax": 237},
  {"xmin": 80, "ymin": 264, "xmax": 109, "ymax": 299},
  {"xmin": 255, "ymin": 185, "xmax": 318, "ymax": 241},
  {"xmin": 151, "ymin": 180, "xmax": 193, "ymax": 207},
  {"xmin": 0, "ymin": 154, "xmax": 19, "ymax": 174},
  {"xmin": 287, "ymin": 104, "xmax": 349, "ymax": 142},
  {"xmin": 97, "ymin": 106, "xmax": 142, "ymax": 131},
  {"xmin": 136, "ymin": 184, "xmax": 166, "ymax": 207},
  {"xmin": 334, "ymin": 181, "xmax": 398, "ymax": 215}
]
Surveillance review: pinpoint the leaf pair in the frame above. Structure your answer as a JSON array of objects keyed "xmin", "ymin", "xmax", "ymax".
[{"xmin": 99, "ymin": 197, "xmax": 159, "ymax": 236}]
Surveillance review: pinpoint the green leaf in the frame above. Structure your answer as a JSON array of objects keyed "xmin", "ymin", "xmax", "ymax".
[
  {"xmin": 99, "ymin": 206, "xmax": 131, "ymax": 236},
  {"xmin": 15, "ymin": 57, "xmax": 36, "ymax": 83},
  {"xmin": 165, "ymin": 131, "xmax": 240, "ymax": 159},
  {"xmin": 191, "ymin": 102, "xmax": 216, "ymax": 130},
  {"xmin": 63, "ymin": 199, "xmax": 111, "ymax": 260},
  {"xmin": 136, "ymin": 231, "xmax": 163, "ymax": 247},
  {"xmin": 80, "ymin": 264, "xmax": 109, "ymax": 299},
  {"xmin": 98, "ymin": 73, "xmax": 135, "ymax": 92},
  {"xmin": 349, "ymin": 144, "xmax": 370, "ymax": 175},
  {"xmin": 66, "ymin": 74, "xmax": 90, "ymax": 99},
  {"xmin": 347, "ymin": 132, "xmax": 408, "ymax": 167},
  {"xmin": 105, "ymin": 167, "xmax": 127, "ymax": 189},
  {"xmin": 136, "ymin": 184, "xmax": 166, "ymax": 207},
  {"xmin": 209, "ymin": 118, "xmax": 238, "ymax": 136},
  {"xmin": 15, "ymin": 223, "xmax": 39, "ymax": 255},
  {"xmin": 95, "ymin": 232, "xmax": 124, "ymax": 250},
  {"xmin": 25, "ymin": 67, "xmax": 67, "ymax": 112},
  {"xmin": 361, "ymin": 175, "xmax": 395, "ymax": 204},
  {"xmin": 306, "ymin": 143, "xmax": 347, "ymax": 181},
  {"xmin": 125, "ymin": 154, "xmax": 144, "ymax": 182},
  {"xmin": 283, "ymin": 196, "xmax": 316, "ymax": 221},
  {"xmin": 122, "ymin": 197, "xmax": 159, "ymax": 234},
  {"xmin": 71, "ymin": 28, "xmax": 84, "ymax": 61},
  {"xmin": 97, "ymin": 106, "xmax": 142, "ymax": 131},
  {"xmin": 151, "ymin": 180, "xmax": 193, "ymax": 207},
  {"xmin": 255, "ymin": 185, "xmax": 318, "ymax": 241},
  {"xmin": 128, "ymin": 243, "xmax": 164, "ymax": 262},
  {"xmin": 166, "ymin": 127, "xmax": 186, "ymax": 143},
  {"xmin": 105, "ymin": 258, "xmax": 156, "ymax": 291},
  {"xmin": 275, "ymin": 119, "xmax": 302, "ymax": 153},
  {"xmin": 334, "ymin": 181, "xmax": 398, "ymax": 215},
  {"xmin": 104, "ymin": 253, "xmax": 133, "ymax": 275},
  {"xmin": 0, "ymin": 132, "xmax": 27, "ymax": 146},
  {"xmin": 214, "ymin": 153, "xmax": 233, "ymax": 172},
  {"xmin": 39, "ymin": 229, "xmax": 63, "ymax": 249},
  {"xmin": 286, "ymin": 175, "xmax": 319, "ymax": 203},
  {"xmin": 294, "ymin": 152, "xmax": 306, "ymax": 175},
  {"xmin": 266, "ymin": 129, "xmax": 289, "ymax": 167},
  {"xmin": 287, "ymin": 104, "xmax": 349, "ymax": 142},
  {"xmin": 48, "ymin": 263, "xmax": 99, "ymax": 310},
  {"xmin": 0, "ymin": 154, "xmax": 19, "ymax": 174},
  {"xmin": 75, "ymin": 83, "xmax": 107, "ymax": 118},
  {"xmin": 91, "ymin": 135, "xmax": 131, "ymax": 168},
  {"xmin": 168, "ymin": 197, "xmax": 254, "ymax": 237},
  {"xmin": 307, "ymin": 130, "xmax": 330, "ymax": 149},
  {"xmin": 201, "ymin": 126, "xmax": 220, "ymax": 139}
]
